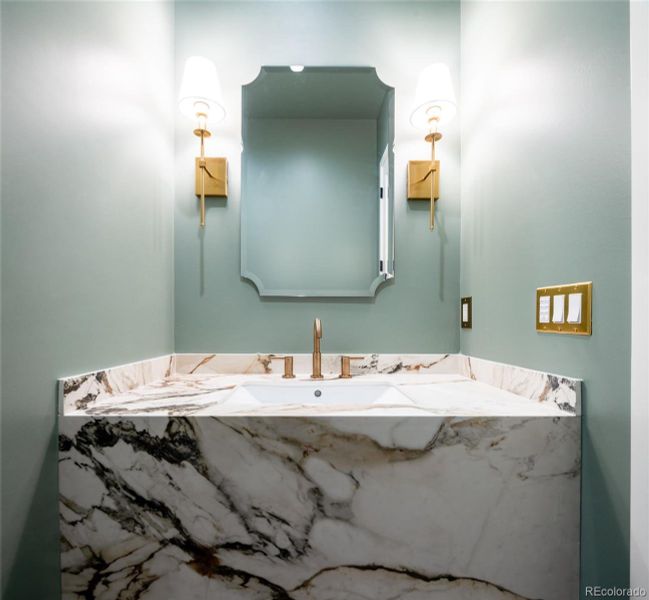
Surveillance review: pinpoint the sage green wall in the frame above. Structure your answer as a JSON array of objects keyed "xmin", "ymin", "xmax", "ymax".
[
  {"xmin": 0, "ymin": 3, "xmax": 175, "ymax": 597},
  {"xmin": 174, "ymin": 1, "xmax": 461, "ymax": 353},
  {"xmin": 459, "ymin": 1, "xmax": 631, "ymax": 594},
  {"xmin": 0, "ymin": 2, "xmax": 632, "ymax": 597},
  {"xmin": 243, "ymin": 118, "xmax": 379, "ymax": 296}
]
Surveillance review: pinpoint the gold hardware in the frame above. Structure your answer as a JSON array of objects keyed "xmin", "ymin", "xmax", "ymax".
[
  {"xmin": 408, "ymin": 160, "xmax": 440, "ymax": 202},
  {"xmin": 408, "ymin": 121, "xmax": 443, "ymax": 230},
  {"xmin": 311, "ymin": 318, "xmax": 323, "ymax": 380},
  {"xmin": 461, "ymin": 297, "xmax": 472, "ymax": 329},
  {"xmin": 195, "ymin": 157, "xmax": 227, "ymax": 200},
  {"xmin": 270, "ymin": 355, "xmax": 295, "ymax": 379},
  {"xmin": 193, "ymin": 126, "xmax": 227, "ymax": 228},
  {"xmin": 339, "ymin": 355, "xmax": 364, "ymax": 379},
  {"xmin": 178, "ymin": 56, "xmax": 227, "ymax": 228},
  {"xmin": 535, "ymin": 281, "xmax": 592, "ymax": 336}
]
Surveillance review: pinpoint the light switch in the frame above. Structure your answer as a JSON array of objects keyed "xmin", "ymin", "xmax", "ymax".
[
  {"xmin": 536, "ymin": 282, "xmax": 592, "ymax": 335},
  {"xmin": 552, "ymin": 295, "xmax": 565, "ymax": 323},
  {"xmin": 539, "ymin": 296, "xmax": 551, "ymax": 324},
  {"xmin": 567, "ymin": 293, "xmax": 582, "ymax": 324},
  {"xmin": 461, "ymin": 297, "xmax": 472, "ymax": 329}
]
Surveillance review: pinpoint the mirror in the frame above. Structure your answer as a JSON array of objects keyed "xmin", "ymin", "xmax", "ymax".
[{"xmin": 241, "ymin": 67, "xmax": 395, "ymax": 297}]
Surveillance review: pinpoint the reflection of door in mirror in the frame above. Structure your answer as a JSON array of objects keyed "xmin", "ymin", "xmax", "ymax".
[
  {"xmin": 379, "ymin": 146, "xmax": 393, "ymax": 278},
  {"xmin": 241, "ymin": 67, "xmax": 395, "ymax": 298}
]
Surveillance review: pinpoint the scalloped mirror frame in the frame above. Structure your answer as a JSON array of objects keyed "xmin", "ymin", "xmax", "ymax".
[{"xmin": 240, "ymin": 66, "xmax": 395, "ymax": 298}]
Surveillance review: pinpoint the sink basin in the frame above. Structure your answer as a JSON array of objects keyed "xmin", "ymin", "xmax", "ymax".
[{"xmin": 228, "ymin": 381, "xmax": 413, "ymax": 407}]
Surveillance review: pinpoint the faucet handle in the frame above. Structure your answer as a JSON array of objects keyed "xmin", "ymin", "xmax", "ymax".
[
  {"xmin": 271, "ymin": 355, "xmax": 295, "ymax": 379},
  {"xmin": 339, "ymin": 355, "xmax": 364, "ymax": 379}
]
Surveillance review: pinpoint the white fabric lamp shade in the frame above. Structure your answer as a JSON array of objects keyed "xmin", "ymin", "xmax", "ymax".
[
  {"xmin": 178, "ymin": 56, "xmax": 226, "ymax": 123},
  {"xmin": 410, "ymin": 63, "xmax": 456, "ymax": 131}
]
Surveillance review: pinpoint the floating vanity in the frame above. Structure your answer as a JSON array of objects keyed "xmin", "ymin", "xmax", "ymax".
[{"xmin": 59, "ymin": 353, "xmax": 580, "ymax": 600}]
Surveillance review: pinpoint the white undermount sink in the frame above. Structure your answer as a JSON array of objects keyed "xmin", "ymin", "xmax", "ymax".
[{"xmin": 228, "ymin": 381, "xmax": 413, "ymax": 406}]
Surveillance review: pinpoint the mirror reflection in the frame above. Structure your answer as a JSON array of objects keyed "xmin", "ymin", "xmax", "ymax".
[{"xmin": 241, "ymin": 66, "xmax": 395, "ymax": 297}]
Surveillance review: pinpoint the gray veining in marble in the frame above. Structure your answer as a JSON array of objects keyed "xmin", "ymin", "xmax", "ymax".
[
  {"xmin": 60, "ymin": 414, "xmax": 580, "ymax": 600},
  {"xmin": 58, "ymin": 352, "xmax": 581, "ymax": 599},
  {"xmin": 60, "ymin": 353, "xmax": 580, "ymax": 416}
]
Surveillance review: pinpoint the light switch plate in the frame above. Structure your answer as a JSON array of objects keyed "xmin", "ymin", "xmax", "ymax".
[
  {"xmin": 461, "ymin": 296, "xmax": 472, "ymax": 329},
  {"xmin": 536, "ymin": 282, "xmax": 592, "ymax": 335}
]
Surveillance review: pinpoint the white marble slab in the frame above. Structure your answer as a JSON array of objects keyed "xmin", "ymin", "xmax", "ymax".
[
  {"xmin": 59, "ymin": 354, "xmax": 580, "ymax": 416},
  {"xmin": 59, "ymin": 354, "xmax": 174, "ymax": 415},
  {"xmin": 59, "ymin": 414, "xmax": 581, "ymax": 600},
  {"xmin": 173, "ymin": 352, "xmax": 465, "ymax": 376},
  {"xmin": 459, "ymin": 355, "xmax": 582, "ymax": 414},
  {"xmin": 63, "ymin": 373, "xmax": 569, "ymax": 418},
  {"xmin": 59, "ymin": 355, "xmax": 581, "ymax": 599}
]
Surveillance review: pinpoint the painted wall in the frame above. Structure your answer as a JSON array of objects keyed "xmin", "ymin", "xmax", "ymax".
[
  {"xmin": 0, "ymin": 2, "xmax": 175, "ymax": 597},
  {"xmin": 174, "ymin": 1, "xmax": 461, "ymax": 353},
  {"xmin": 630, "ymin": 0, "xmax": 649, "ymax": 588},
  {"xmin": 0, "ymin": 1, "xmax": 636, "ymax": 596},
  {"xmin": 459, "ymin": 1, "xmax": 631, "ymax": 594}
]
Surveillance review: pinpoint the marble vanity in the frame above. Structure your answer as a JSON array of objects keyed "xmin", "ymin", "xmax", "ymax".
[{"xmin": 59, "ymin": 354, "xmax": 581, "ymax": 600}]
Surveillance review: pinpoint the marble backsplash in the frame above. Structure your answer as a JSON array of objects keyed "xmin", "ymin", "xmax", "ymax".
[{"xmin": 60, "ymin": 353, "xmax": 580, "ymax": 415}]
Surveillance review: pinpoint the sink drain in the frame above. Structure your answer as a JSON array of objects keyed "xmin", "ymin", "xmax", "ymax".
[{"xmin": 314, "ymin": 389, "xmax": 322, "ymax": 398}]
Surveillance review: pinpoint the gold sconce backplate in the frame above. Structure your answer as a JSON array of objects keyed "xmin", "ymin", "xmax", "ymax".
[
  {"xmin": 536, "ymin": 281, "xmax": 592, "ymax": 335},
  {"xmin": 407, "ymin": 160, "xmax": 440, "ymax": 200},
  {"xmin": 195, "ymin": 157, "xmax": 228, "ymax": 198}
]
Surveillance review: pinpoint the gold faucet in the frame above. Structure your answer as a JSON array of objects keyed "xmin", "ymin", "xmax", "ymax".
[
  {"xmin": 311, "ymin": 318, "xmax": 323, "ymax": 379},
  {"xmin": 339, "ymin": 355, "xmax": 364, "ymax": 379},
  {"xmin": 270, "ymin": 355, "xmax": 295, "ymax": 379}
]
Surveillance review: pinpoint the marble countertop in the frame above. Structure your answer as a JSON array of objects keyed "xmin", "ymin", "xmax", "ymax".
[
  {"xmin": 61, "ymin": 355, "xmax": 579, "ymax": 417},
  {"xmin": 59, "ymin": 354, "xmax": 581, "ymax": 600}
]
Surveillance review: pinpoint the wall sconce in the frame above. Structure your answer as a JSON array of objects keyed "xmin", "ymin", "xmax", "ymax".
[
  {"xmin": 179, "ymin": 56, "xmax": 227, "ymax": 228},
  {"xmin": 408, "ymin": 63, "xmax": 456, "ymax": 230}
]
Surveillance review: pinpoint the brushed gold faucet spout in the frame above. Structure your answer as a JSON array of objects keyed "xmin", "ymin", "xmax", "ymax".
[{"xmin": 312, "ymin": 318, "xmax": 323, "ymax": 379}]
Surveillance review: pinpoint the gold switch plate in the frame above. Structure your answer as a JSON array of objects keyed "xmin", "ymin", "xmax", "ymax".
[
  {"xmin": 407, "ymin": 160, "xmax": 440, "ymax": 200},
  {"xmin": 461, "ymin": 296, "xmax": 472, "ymax": 329},
  {"xmin": 536, "ymin": 281, "xmax": 592, "ymax": 335},
  {"xmin": 195, "ymin": 157, "xmax": 228, "ymax": 198}
]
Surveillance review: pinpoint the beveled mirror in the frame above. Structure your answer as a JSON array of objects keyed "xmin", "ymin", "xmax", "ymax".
[{"xmin": 241, "ymin": 66, "xmax": 395, "ymax": 297}]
